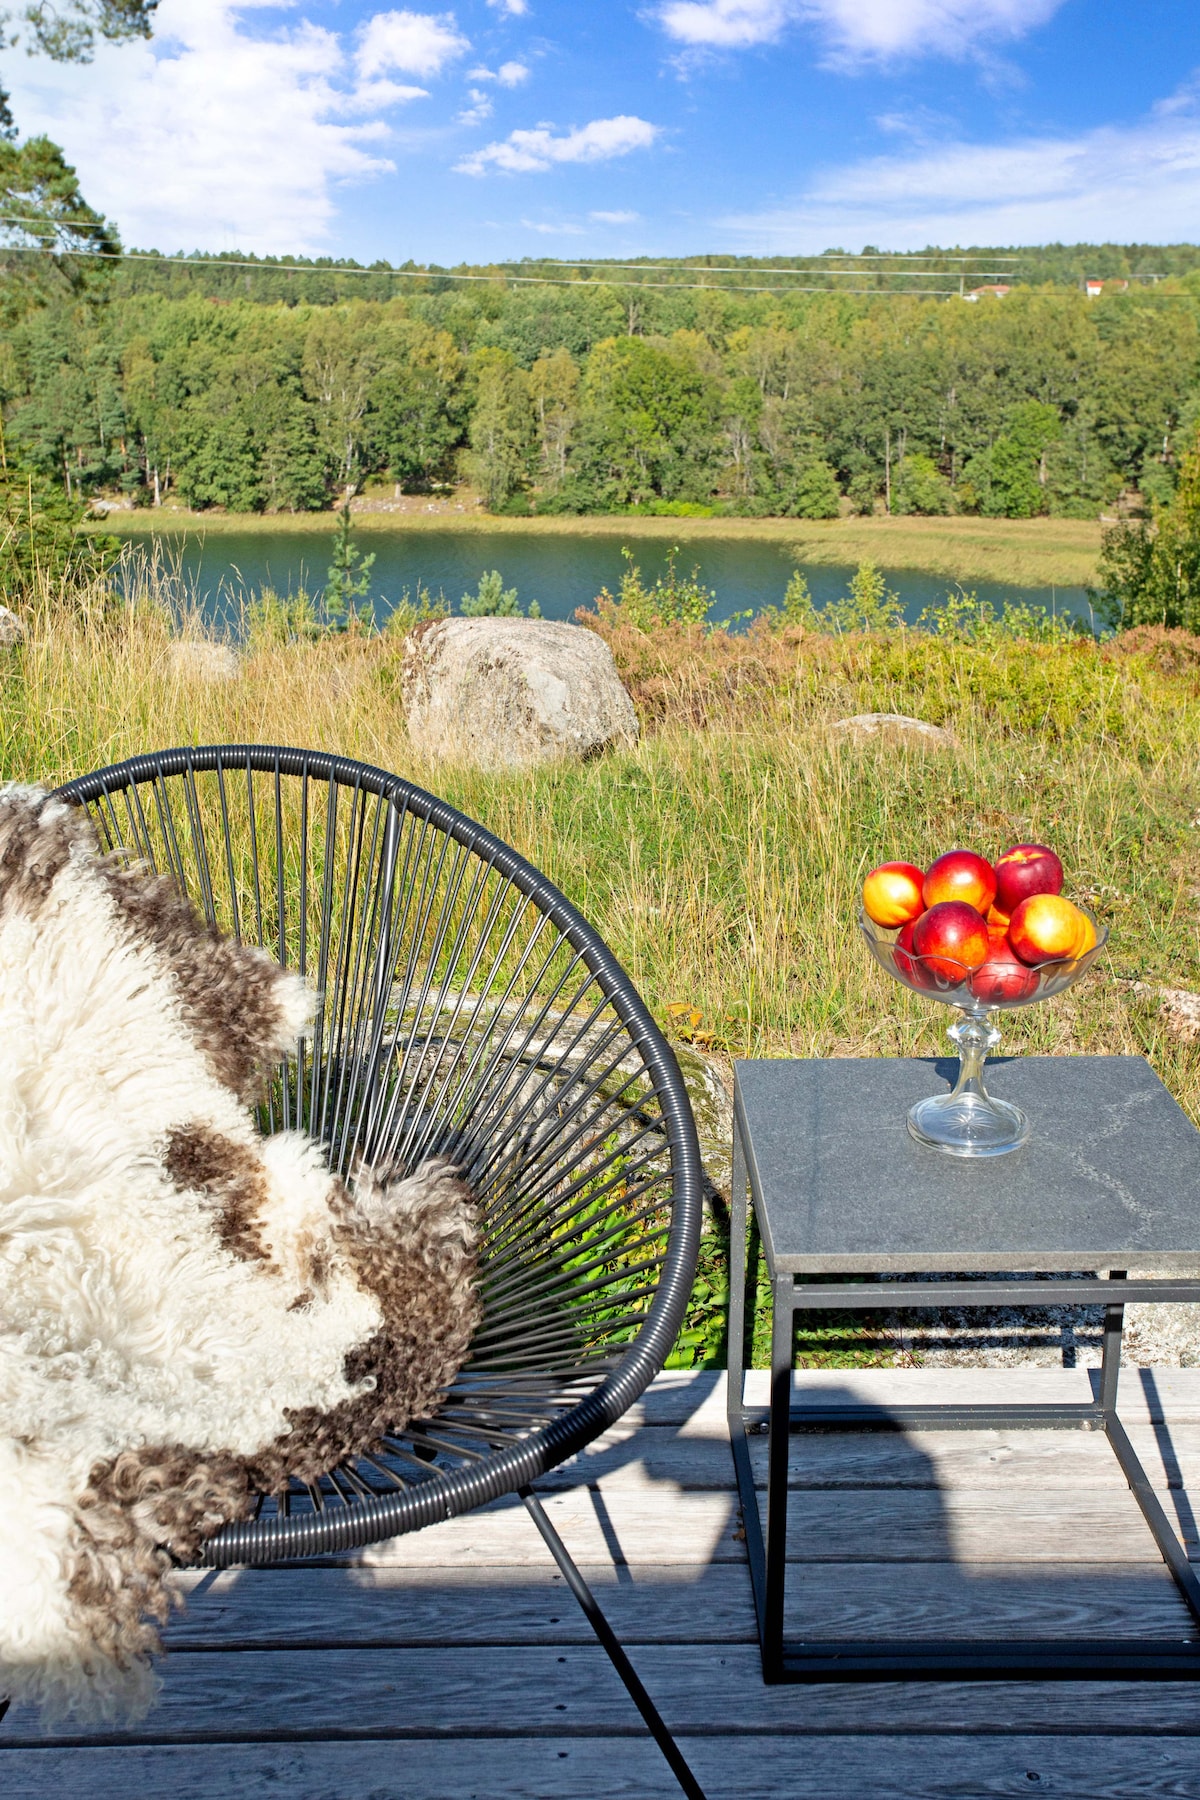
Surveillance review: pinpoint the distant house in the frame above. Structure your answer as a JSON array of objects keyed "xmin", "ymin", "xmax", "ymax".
[
  {"xmin": 1085, "ymin": 278, "xmax": 1129, "ymax": 298},
  {"xmin": 963, "ymin": 284, "xmax": 1011, "ymax": 302}
]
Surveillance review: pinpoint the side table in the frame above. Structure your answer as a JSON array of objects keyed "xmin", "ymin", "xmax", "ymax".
[{"xmin": 728, "ymin": 1055, "xmax": 1200, "ymax": 1682}]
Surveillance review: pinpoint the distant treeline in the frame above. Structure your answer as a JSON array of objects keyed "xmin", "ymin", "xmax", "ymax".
[{"xmin": 4, "ymin": 240, "xmax": 1200, "ymax": 519}]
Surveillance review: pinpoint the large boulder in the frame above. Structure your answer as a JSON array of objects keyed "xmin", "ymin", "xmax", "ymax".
[
  {"xmin": 0, "ymin": 606, "xmax": 25, "ymax": 647},
  {"xmin": 402, "ymin": 618, "xmax": 639, "ymax": 767}
]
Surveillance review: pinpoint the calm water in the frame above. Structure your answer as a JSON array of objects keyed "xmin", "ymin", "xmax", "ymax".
[{"xmin": 118, "ymin": 526, "xmax": 1091, "ymax": 634}]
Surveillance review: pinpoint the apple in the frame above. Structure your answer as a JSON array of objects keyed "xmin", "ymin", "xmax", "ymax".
[
  {"xmin": 912, "ymin": 900, "xmax": 990, "ymax": 981},
  {"xmin": 1008, "ymin": 893, "xmax": 1091, "ymax": 965},
  {"xmin": 987, "ymin": 904, "xmax": 1011, "ymax": 933},
  {"xmin": 970, "ymin": 935, "xmax": 1040, "ymax": 1004},
  {"xmin": 923, "ymin": 850, "xmax": 997, "ymax": 916},
  {"xmin": 994, "ymin": 843, "xmax": 1064, "ymax": 916},
  {"xmin": 862, "ymin": 861, "xmax": 926, "ymax": 928}
]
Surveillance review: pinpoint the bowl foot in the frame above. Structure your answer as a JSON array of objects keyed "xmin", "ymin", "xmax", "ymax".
[{"xmin": 907, "ymin": 1090, "xmax": 1029, "ymax": 1157}]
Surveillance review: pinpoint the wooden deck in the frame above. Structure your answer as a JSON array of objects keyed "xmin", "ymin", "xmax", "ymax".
[{"xmin": 7, "ymin": 1366, "xmax": 1200, "ymax": 1797}]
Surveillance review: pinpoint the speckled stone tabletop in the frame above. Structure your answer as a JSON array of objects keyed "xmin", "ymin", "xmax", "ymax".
[{"xmin": 734, "ymin": 1055, "xmax": 1200, "ymax": 1276}]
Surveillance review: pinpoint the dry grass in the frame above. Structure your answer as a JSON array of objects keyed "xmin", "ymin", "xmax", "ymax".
[{"xmin": 3, "ymin": 567, "xmax": 1197, "ymax": 1132}]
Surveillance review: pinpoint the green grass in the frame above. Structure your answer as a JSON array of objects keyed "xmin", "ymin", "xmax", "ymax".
[
  {"xmin": 2, "ymin": 574, "xmax": 1194, "ymax": 1369},
  {"xmin": 92, "ymin": 507, "xmax": 1103, "ymax": 589}
]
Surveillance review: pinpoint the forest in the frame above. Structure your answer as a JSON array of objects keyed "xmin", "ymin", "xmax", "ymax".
[{"xmin": 4, "ymin": 140, "xmax": 1200, "ymax": 524}]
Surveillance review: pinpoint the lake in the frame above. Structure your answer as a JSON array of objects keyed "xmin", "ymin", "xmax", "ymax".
[{"xmin": 116, "ymin": 526, "xmax": 1093, "ymax": 634}]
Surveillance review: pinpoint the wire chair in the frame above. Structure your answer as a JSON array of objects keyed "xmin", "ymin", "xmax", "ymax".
[{"xmin": 57, "ymin": 744, "xmax": 707, "ymax": 1799}]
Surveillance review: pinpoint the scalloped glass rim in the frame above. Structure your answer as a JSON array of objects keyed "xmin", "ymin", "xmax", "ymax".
[{"xmin": 858, "ymin": 903, "xmax": 1108, "ymax": 1011}]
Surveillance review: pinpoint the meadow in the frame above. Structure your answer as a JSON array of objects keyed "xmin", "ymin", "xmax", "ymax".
[{"xmin": 5, "ymin": 564, "xmax": 1197, "ymax": 1365}]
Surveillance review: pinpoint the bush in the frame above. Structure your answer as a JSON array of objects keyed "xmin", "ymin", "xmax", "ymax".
[
  {"xmin": 891, "ymin": 454, "xmax": 955, "ymax": 516},
  {"xmin": 1090, "ymin": 424, "xmax": 1200, "ymax": 631},
  {"xmin": 460, "ymin": 569, "xmax": 541, "ymax": 618}
]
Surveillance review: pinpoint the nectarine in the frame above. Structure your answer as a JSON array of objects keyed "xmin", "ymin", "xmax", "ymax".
[
  {"xmin": 895, "ymin": 917, "xmax": 935, "ymax": 987},
  {"xmin": 923, "ymin": 850, "xmax": 997, "ymax": 916},
  {"xmin": 862, "ymin": 861, "xmax": 925, "ymax": 928},
  {"xmin": 912, "ymin": 901, "xmax": 990, "ymax": 981},
  {"xmin": 994, "ymin": 844, "xmax": 1064, "ymax": 916},
  {"xmin": 1008, "ymin": 893, "xmax": 1090, "ymax": 965},
  {"xmin": 970, "ymin": 936, "xmax": 1039, "ymax": 1004}
]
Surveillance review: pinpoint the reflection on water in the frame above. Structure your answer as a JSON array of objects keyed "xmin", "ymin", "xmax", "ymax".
[{"xmin": 113, "ymin": 525, "xmax": 1093, "ymax": 638}]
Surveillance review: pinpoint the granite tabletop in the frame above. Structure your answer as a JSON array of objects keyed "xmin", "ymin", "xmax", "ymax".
[{"xmin": 733, "ymin": 1056, "xmax": 1200, "ymax": 1273}]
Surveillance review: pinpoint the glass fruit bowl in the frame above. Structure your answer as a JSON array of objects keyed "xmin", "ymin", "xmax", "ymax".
[{"xmin": 859, "ymin": 903, "xmax": 1108, "ymax": 1157}]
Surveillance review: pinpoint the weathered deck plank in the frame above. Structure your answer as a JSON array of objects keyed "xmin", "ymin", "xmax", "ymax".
[
  {"xmin": 7, "ymin": 1735, "xmax": 1200, "ymax": 1800},
  {"xmin": 165, "ymin": 1560, "xmax": 1192, "ymax": 1647},
  {"xmin": 10, "ymin": 1645, "xmax": 1200, "ymax": 1745}
]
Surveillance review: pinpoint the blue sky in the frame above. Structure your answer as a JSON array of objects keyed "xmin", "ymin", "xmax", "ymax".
[{"xmin": 5, "ymin": 1, "xmax": 1200, "ymax": 261}]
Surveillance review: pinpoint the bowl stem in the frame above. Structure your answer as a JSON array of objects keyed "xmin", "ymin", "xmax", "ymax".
[{"xmin": 907, "ymin": 1007, "xmax": 1030, "ymax": 1156}]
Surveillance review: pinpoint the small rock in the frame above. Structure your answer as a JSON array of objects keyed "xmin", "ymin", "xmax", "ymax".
[
  {"xmin": 169, "ymin": 641, "xmax": 239, "ymax": 682},
  {"xmin": 831, "ymin": 712, "xmax": 957, "ymax": 749},
  {"xmin": 1132, "ymin": 983, "xmax": 1200, "ymax": 1044},
  {"xmin": 0, "ymin": 605, "xmax": 26, "ymax": 647},
  {"xmin": 402, "ymin": 617, "xmax": 639, "ymax": 767}
]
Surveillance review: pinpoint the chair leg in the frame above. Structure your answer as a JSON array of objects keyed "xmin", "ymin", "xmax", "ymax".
[{"xmin": 520, "ymin": 1487, "xmax": 708, "ymax": 1800}]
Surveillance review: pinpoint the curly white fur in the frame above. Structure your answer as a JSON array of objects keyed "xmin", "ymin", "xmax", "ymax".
[{"xmin": 0, "ymin": 787, "xmax": 478, "ymax": 1723}]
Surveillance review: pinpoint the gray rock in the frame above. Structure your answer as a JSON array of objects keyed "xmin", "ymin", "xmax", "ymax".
[
  {"xmin": 673, "ymin": 1044, "xmax": 734, "ymax": 1203},
  {"xmin": 0, "ymin": 606, "xmax": 26, "ymax": 647},
  {"xmin": 169, "ymin": 641, "xmax": 239, "ymax": 682},
  {"xmin": 402, "ymin": 618, "xmax": 638, "ymax": 767},
  {"xmin": 832, "ymin": 712, "xmax": 956, "ymax": 749},
  {"xmin": 1132, "ymin": 983, "xmax": 1200, "ymax": 1044}
]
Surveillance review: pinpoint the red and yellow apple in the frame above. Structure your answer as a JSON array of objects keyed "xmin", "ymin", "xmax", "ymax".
[
  {"xmin": 912, "ymin": 901, "xmax": 990, "ymax": 981},
  {"xmin": 970, "ymin": 935, "xmax": 1040, "ymax": 1004},
  {"xmin": 862, "ymin": 861, "xmax": 926, "ymax": 928},
  {"xmin": 923, "ymin": 850, "xmax": 997, "ymax": 917},
  {"xmin": 1008, "ymin": 893, "xmax": 1091, "ymax": 965},
  {"xmin": 994, "ymin": 843, "xmax": 1064, "ymax": 917}
]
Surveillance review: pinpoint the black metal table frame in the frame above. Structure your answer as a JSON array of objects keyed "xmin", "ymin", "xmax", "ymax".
[{"xmin": 728, "ymin": 1090, "xmax": 1200, "ymax": 1683}]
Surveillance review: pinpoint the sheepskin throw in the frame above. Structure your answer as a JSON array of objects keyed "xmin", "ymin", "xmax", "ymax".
[{"xmin": 0, "ymin": 786, "xmax": 479, "ymax": 1720}]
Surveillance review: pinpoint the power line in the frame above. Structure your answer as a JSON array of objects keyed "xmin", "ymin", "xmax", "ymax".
[
  {"xmin": 0, "ymin": 240, "xmax": 990, "ymax": 297},
  {"xmin": 1, "ymin": 229, "xmax": 1191, "ymax": 300}
]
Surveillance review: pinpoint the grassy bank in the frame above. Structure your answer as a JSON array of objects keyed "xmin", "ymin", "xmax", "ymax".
[
  {"xmin": 4, "ymin": 584, "xmax": 1196, "ymax": 1365},
  {"xmin": 95, "ymin": 509, "xmax": 1103, "ymax": 590}
]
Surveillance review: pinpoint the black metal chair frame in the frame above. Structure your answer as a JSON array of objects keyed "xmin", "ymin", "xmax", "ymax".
[{"xmin": 56, "ymin": 744, "xmax": 708, "ymax": 1799}]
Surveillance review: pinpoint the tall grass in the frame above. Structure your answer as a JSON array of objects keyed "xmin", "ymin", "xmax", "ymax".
[{"xmin": 4, "ymin": 548, "xmax": 1197, "ymax": 1121}]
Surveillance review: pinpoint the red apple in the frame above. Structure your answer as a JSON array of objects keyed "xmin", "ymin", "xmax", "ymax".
[
  {"xmin": 994, "ymin": 843, "xmax": 1064, "ymax": 916},
  {"xmin": 1008, "ymin": 893, "xmax": 1090, "ymax": 965},
  {"xmin": 970, "ymin": 936, "xmax": 1040, "ymax": 1004},
  {"xmin": 912, "ymin": 901, "xmax": 990, "ymax": 981},
  {"xmin": 862, "ymin": 861, "xmax": 925, "ymax": 928},
  {"xmin": 923, "ymin": 850, "xmax": 997, "ymax": 916}
]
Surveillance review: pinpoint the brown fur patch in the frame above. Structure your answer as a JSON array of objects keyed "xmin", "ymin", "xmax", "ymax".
[
  {"xmin": 163, "ymin": 1124, "xmax": 274, "ymax": 1265},
  {"xmin": 99, "ymin": 865, "xmax": 298, "ymax": 1103},
  {"xmin": 0, "ymin": 790, "xmax": 94, "ymax": 921},
  {"xmin": 246, "ymin": 1161, "xmax": 479, "ymax": 1490},
  {"xmin": 71, "ymin": 1446, "xmax": 257, "ymax": 1676}
]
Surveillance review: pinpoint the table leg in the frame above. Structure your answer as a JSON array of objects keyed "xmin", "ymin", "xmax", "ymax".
[
  {"xmin": 762, "ymin": 1274, "xmax": 794, "ymax": 1679},
  {"xmin": 726, "ymin": 1114, "xmax": 770, "ymax": 1650},
  {"xmin": 1100, "ymin": 1268, "xmax": 1126, "ymax": 1418}
]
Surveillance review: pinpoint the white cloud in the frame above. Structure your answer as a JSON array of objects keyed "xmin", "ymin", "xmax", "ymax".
[
  {"xmin": 456, "ymin": 114, "xmax": 659, "ymax": 175},
  {"xmin": 468, "ymin": 59, "xmax": 530, "ymax": 85},
  {"xmin": 591, "ymin": 209, "xmax": 640, "ymax": 223},
  {"xmin": 717, "ymin": 94, "xmax": 1200, "ymax": 250},
  {"xmin": 356, "ymin": 9, "xmax": 469, "ymax": 79},
  {"xmin": 3, "ymin": 0, "xmax": 420, "ymax": 254},
  {"xmin": 521, "ymin": 217, "xmax": 585, "ymax": 234},
  {"xmin": 457, "ymin": 87, "xmax": 494, "ymax": 125},
  {"xmin": 488, "ymin": 0, "xmax": 529, "ymax": 14},
  {"xmin": 654, "ymin": 0, "xmax": 1063, "ymax": 63}
]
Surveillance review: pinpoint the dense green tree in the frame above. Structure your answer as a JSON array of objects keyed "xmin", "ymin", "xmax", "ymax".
[
  {"xmin": 371, "ymin": 324, "xmax": 463, "ymax": 490},
  {"xmin": 466, "ymin": 348, "xmax": 532, "ymax": 509},
  {"xmin": 574, "ymin": 336, "xmax": 722, "ymax": 509},
  {"xmin": 1091, "ymin": 426, "xmax": 1200, "ymax": 630}
]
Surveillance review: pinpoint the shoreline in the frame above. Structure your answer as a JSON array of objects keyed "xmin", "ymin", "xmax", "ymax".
[{"xmin": 91, "ymin": 509, "xmax": 1103, "ymax": 590}]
